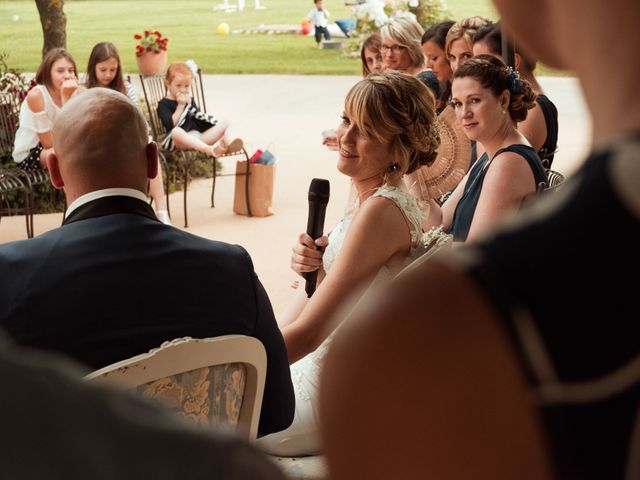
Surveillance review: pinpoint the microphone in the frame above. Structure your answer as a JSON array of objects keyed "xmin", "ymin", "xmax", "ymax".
[{"xmin": 304, "ymin": 178, "xmax": 330, "ymax": 298}]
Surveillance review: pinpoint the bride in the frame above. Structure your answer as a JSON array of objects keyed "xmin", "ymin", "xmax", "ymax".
[{"xmin": 258, "ymin": 71, "xmax": 450, "ymax": 456}]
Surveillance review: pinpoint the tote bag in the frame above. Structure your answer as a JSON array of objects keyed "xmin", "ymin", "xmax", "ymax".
[{"xmin": 233, "ymin": 160, "xmax": 275, "ymax": 217}]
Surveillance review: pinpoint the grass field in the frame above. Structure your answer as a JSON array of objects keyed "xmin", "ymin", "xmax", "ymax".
[
  {"xmin": 0, "ymin": 0, "xmax": 500, "ymax": 74},
  {"xmin": 0, "ymin": 0, "xmax": 569, "ymax": 76}
]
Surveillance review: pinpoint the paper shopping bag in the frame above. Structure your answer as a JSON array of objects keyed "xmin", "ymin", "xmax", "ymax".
[{"xmin": 233, "ymin": 160, "xmax": 275, "ymax": 217}]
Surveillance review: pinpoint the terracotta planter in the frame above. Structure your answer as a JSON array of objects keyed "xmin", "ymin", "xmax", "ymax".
[{"xmin": 136, "ymin": 50, "xmax": 167, "ymax": 76}]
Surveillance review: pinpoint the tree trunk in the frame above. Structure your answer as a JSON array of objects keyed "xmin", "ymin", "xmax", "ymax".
[{"xmin": 35, "ymin": 0, "xmax": 67, "ymax": 58}]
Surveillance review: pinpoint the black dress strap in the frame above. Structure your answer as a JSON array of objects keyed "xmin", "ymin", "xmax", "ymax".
[{"xmin": 493, "ymin": 144, "xmax": 548, "ymax": 191}]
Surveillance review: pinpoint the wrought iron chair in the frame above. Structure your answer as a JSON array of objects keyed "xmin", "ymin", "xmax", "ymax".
[
  {"xmin": 0, "ymin": 169, "xmax": 32, "ymax": 237},
  {"xmin": 0, "ymin": 91, "xmax": 45, "ymax": 238},
  {"xmin": 139, "ymin": 69, "xmax": 252, "ymax": 227},
  {"xmin": 125, "ymin": 74, "xmax": 171, "ymax": 218},
  {"xmin": 537, "ymin": 169, "xmax": 566, "ymax": 194}
]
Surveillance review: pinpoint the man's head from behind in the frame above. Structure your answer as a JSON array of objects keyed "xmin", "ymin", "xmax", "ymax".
[{"xmin": 48, "ymin": 88, "xmax": 157, "ymax": 203}]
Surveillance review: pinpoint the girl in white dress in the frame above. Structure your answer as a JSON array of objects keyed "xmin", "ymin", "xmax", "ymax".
[{"xmin": 258, "ymin": 71, "xmax": 450, "ymax": 456}]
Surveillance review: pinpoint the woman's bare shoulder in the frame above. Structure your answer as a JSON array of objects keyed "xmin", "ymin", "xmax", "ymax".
[
  {"xmin": 350, "ymin": 193, "xmax": 412, "ymax": 247},
  {"xmin": 26, "ymin": 86, "xmax": 44, "ymax": 113}
]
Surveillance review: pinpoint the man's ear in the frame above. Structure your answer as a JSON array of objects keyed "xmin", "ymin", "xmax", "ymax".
[
  {"xmin": 46, "ymin": 151, "xmax": 64, "ymax": 189},
  {"xmin": 514, "ymin": 53, "xmax": 522, "ymax": 71},
  {"xmin": 146, "ymin": 141, "xmax": 159, "ymax": 180}
]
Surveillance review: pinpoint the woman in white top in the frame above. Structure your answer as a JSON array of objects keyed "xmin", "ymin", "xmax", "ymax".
[
  {"xmin": 12, "ymin": 48, "xmax": 80, "ymax": 172},
  {"xmin": 258, "ymin": 71, "xmax": 450, "ymax": 456}
]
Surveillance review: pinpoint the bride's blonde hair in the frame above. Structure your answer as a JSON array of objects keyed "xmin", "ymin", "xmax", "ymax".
[{"xmin": 344, "ymin": 71, "xmax": 440, "ymax": 175}]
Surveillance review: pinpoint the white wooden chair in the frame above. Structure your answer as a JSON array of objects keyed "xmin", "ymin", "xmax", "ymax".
[{"xmin": 85, "ymin": 335, "xmax": 266, "ymax": 440}]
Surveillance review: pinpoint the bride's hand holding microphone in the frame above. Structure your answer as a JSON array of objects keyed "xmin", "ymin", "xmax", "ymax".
[{"xmin": 291, "ymin": 233, "xmax": 329, "ymax": 283}]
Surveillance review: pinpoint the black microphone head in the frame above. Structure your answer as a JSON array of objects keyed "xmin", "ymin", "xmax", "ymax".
[{"xmin": 308, "ymin": 178, "xmax": 330, "ymax": 204}]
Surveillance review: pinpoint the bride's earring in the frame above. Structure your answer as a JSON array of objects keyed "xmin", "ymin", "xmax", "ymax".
[{"xmin": 383, "ymin": 163, "xmax": 400, "ymax": 185}]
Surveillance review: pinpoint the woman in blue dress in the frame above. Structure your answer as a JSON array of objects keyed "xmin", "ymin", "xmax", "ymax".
[{"xmin": 427, "ymin": 55, "xmax": 547, "ymax": 243}]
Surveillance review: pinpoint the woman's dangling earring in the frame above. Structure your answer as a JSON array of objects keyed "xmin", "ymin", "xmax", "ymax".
[{"xmin": 383, "ymin": 163, "xmax": 400, "ymax": 185}]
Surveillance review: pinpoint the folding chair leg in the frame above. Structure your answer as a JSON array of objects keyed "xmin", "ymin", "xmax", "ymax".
[
  {"xmin": 20, "ymin": 211, "xmax": 30, "ymax": 238},
  {"xmin": 24, "ymin": 177, "xmax": 35, "ymax": 239},
  {"xmin": 159, "ymin": 151, "xmax": 171, "ymax": 218},
  {"xmin": 19, "ymin": 183, "xmax": 34, "ymax": 239},
  {"xmin": 182, "ymin": 152, "xmax": 189, "ymax": 228},
  {"xmin": 211, "ymin": 161, "xmax": 217, "ymax": 208}
]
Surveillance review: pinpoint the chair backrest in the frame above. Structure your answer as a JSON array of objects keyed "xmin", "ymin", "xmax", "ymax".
[
  {"xmin": 537, "ymin": 169, "xmax": 566, "ymax": 194},
  {"xmin": 85, "ymin": 335, "xmax": 267, "ymax": 440},
  {"xmin": 139, "ymin": 69, "xmax": 207, "ymax": 143},
  {"xmin": 138, "ymin": 74, "xmax": 167, "ymax": 142},
  {"xmin": 0, "ymin": 92, "xmax": 22, "ymax": 162}
]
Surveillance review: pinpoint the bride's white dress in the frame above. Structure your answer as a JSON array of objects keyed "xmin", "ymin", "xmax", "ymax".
[{"xmin": 258, "ymin": 185, "xmax": 450, "ymax": 456}]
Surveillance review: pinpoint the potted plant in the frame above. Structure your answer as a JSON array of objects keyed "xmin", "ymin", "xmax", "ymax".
[{"xmin": 134, "ymin": 30, "xmax": 169, "ymax": 75}]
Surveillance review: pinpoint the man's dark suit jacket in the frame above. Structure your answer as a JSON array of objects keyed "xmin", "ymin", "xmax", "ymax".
[{"xmin": 0, "ymin": 195, "xmax": 294, "ymax": 436}]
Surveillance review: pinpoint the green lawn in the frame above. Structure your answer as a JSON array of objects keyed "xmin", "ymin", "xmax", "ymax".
[
  {"xmin": 0, "ymin": 0, "xmax": 567, "ymax": 76},
  {"xmin": 0, "ymin": 0, "xmax": 496, "ymax": 74}
]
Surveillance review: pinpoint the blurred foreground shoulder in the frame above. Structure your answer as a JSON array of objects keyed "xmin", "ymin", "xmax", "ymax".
[{"xmin": 320, "ymin": 251, "xmax": 554, "ymax": 480}]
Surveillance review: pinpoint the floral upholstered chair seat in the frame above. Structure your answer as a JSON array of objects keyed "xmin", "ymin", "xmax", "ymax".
[
  {"xmin": 138, "ymin": 363, "xmax": 246, "ymax": 431},
  {"xmin": 85, "ymin": 336, "xmax": 267, "ymax": 439}
]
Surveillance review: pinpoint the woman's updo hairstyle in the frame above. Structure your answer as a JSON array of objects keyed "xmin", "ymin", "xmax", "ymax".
[
  {"xmin": 453, "ymin": 54, "xmax": 536, "ymax": 123},
  {"xmin": 344, "ymin": 71, "xmax": 440, "ymax": 175}
]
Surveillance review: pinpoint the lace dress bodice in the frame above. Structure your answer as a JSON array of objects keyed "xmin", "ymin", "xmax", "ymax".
[
  {"xmin": 322, "ymin": 185, "xmax": 427, "ymax": 274},
  {"xmin": 291, "ymin": 185, "xmax": 450, "ymax": 401}
]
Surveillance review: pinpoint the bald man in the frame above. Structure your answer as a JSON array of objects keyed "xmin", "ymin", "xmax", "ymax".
[
  {"xmin": 0, "ymin": 88, "xmax": 294, "ymax": 437},
  {"xmin": 321, "ymin": 0, "xmax": 640, "ymax": 478}
]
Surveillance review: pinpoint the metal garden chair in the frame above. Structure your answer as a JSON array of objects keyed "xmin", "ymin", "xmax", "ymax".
[
  {"xmin": 0, "ymin": 91, "xmax": 47, "ymax": 238},
  {"xmin": 138, "ymin": 69, "xmax": 252, "ymax": 228}
]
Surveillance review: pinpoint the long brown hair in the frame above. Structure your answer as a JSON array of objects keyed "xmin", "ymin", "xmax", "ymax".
[
  {"xmin": 35, "ymin": 48, "xmax": 78, "ymax": 90},
  {"xmin": 360, "ymin": 33, "xmax": 382, "ymax": 77},
  {"xmin": 86, "ymin": 42, "xmax": 126, "ymax": 94}
]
